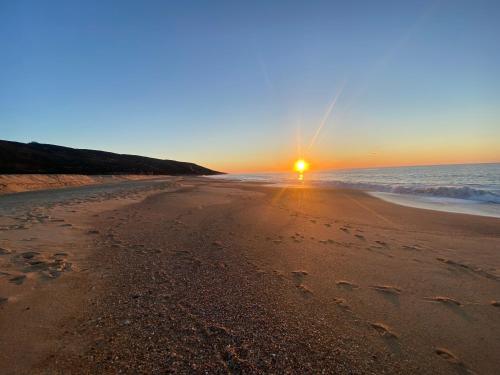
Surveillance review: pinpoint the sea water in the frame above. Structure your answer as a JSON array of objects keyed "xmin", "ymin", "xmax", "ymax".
[{"xmin": 210, "ymin": 163, "xmax": 500, "ymax": 218}]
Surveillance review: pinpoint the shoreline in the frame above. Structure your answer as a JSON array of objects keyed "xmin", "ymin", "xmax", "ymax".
[
  {"xmin": 3, "ymin": 172, "xmax": 498, "ymax": 220},
  {"xmin": 370, "ymin": 191, "xmax": 500, "ymax": 219},
  {"xmin": 207, "ymin": 163, "xmax": 500, "ymax": 219},
  {"xmin": 1, "ymin": 178, "xmax": 499, "ymax": 373},
  {"xmin": 210, "ymin": 178, "xmax": 500, "ymax": 219}
]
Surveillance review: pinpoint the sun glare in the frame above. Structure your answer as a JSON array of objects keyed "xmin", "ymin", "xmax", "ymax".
[{"xmin": 294, "ymin": 159, "xmax": 309, "ymax": 173}]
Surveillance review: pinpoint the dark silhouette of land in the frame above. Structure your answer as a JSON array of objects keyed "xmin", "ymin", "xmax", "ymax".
[{"xmin": 0, "ymin": 140, "xmax": 221, "ymax": 175}]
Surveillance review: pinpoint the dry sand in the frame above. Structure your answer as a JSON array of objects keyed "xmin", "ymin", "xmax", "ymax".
[
  {"xmin": 0, "ymin": 174, "xmax": 165, "ymax": 195},
  {"xmin": 1, "ymin": 178, "xmax": 499, "ymax": 374}
]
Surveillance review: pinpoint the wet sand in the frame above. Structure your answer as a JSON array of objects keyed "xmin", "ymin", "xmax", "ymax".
[{"xmin": 1, "ymin": 178, "xmax": 499, "ymax": 374}]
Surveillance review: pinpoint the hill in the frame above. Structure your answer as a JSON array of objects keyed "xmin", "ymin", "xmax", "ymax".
[{"xmin": 0, "ymin": 140, "xmax": 222, "ymax": 175}]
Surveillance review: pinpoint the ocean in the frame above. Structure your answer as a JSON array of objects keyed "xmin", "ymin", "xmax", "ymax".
[{"xmin": 209, "ymin": 163, "xmax": 500, "ymax": 218}]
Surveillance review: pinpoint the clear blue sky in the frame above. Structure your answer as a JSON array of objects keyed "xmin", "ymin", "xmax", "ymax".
[{"xmin": 1, "ymin": 0, "xmax": 499, "ymax": 171}]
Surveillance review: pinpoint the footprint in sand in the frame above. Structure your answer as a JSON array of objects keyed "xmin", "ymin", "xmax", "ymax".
[
  {"xmin": 425, "ymin": 296, "xmax": 462, "ymax": 306},
  {"xmin": 402, "ymin": 245, "xmax": 421, "ymax": 251},
  {"xmin": 336, "ymin": 280, "xmax": 359, "ymax": 290},
  {"xmin": 425, "ymin": 296, "xmax": 470, "ymax": 320},
  {"xmin": 273, "ymin": 269, "xmax": 285, "ymax": 278},
  {"xmin": 0, "ymin": 247, "xmax": 12, "ymax": 255},
  {"xmin": 371, "ymin": 285, "xmax": 401, "ymax": 305},
  {"xmin": 366, "ymin": 246, "xmax": 394, "ymax": 257},
  {"xmin": 19, "ymin": 251, "xmax": 40, "ymax": 260},
  {"xmin": 291, "ymin": 270, "xmax": 308, "ymax": 284},
  {"xmin": 436, "ymin": 257, "xmax": 500, "ymax": 281},
  {"xmin": 371, "ymin": 322, "xmax": 398, "ymax": 339},
  {"xmin": 24, "ymin": 260, "xmax": 47, "ymax": 272},
  {"xmin": 371, "ymin": 322, "xmax": 400, "ymax": 353},
  {"xmin": 371, "ymin": 285, "xmax": 401, "ymax": 295},
  {"xmin": 435, "ymin": 348, "xmax": 474, "ymax": 374},
  {"xmin": 12, "ymin": 251, "xmax": 72, "ymax": 279},
  {"xmin": 332, "ymin": 297, "xmax": 351, "ymax": 310},
  {"xmin": 354, "ymin": 234, "xmax": 365, "ymax": 241},
  {"xmin": 296, "ymin": 284, "xmax": 313, "ymax": 297},
  {"xmin": 174, "ymin": 249, "xmax": 189, "ymax": 255},
  {"xmin": 291, "ymin": 271, "xmax": 313, "ymax": 297},
  {"xmin": 9, "ymin": 274, "xmax": 26, "ymax": 285}
]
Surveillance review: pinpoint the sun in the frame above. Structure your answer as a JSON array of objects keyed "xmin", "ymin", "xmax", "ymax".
[{"xmin": 294, "ymin": 159, "xmax": 309, "ymax": 173}]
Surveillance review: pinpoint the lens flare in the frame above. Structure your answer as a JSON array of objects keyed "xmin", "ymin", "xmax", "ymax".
[{"xmin": 294, "ymin": 159, "xmax": 309, "ymax": 173}]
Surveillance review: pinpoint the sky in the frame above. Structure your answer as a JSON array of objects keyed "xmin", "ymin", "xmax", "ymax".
[{"xmin": 1, "ymin": 0, "xmax": 499, "ymax": 172}]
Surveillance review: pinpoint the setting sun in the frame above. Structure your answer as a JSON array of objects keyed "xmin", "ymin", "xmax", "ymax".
[{"xmin": 294, "ymin": 159, "xmax": 309, "ymax": 173}]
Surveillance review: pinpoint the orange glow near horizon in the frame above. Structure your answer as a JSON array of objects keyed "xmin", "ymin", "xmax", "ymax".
[{"xmin": 207, "ymin": 139, "xmax": 500, "ymax": 174}]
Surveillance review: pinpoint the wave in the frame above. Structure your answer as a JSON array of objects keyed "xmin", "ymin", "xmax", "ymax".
[
  {"xmin": 210, "ymin": 171, "xmax": 500, "ymax": 204},
  {"xmin": 388, "ymin": 185, "xmax": 500, "ymax": 203},
  {"xmin": 313, "ymin": 181, "xmax": 500, "ymax": 203}
]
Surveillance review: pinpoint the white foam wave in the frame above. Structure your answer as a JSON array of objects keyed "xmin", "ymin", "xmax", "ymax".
[
  {"xmin": 388, "ymin": 185, "xmax": 500, "ymax": 203},
  {"xmin": 314, "ymin": 181, "xmax": 500, "ymax": 203},
  {"xmin": 210, "ymin": 164, "xmax": 500, "ymax": 204}
]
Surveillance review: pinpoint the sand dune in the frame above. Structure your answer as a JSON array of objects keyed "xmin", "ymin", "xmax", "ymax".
[{"xmin": 0, "ymin": 174, "xmax": 163, "ymax": 195}]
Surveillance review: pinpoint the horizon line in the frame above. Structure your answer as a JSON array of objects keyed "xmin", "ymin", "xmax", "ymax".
[{"xmin": 225, "ymin": 160, "xmax": 500, "ymax": 175}]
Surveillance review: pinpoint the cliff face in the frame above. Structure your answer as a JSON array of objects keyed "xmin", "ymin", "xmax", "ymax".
[{"xmin": 0, "ymin": 140, "xmax": 222, "ymax": 175}]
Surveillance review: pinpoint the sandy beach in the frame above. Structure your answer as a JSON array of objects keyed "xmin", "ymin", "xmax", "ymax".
[
  {"xmin": 1, "ymin": 177, "xmax": 499, "ymax": 374},
  {"xmin": 0, "ymin": 174, "xmax": 168, "ymax": 195}
]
